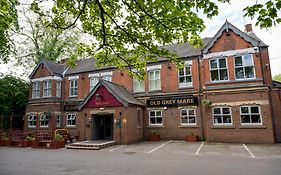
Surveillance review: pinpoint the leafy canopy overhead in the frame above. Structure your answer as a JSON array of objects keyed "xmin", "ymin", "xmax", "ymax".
[{"xmin": 1, "ymin": 0, "xmax": 281, "ymax": 78}]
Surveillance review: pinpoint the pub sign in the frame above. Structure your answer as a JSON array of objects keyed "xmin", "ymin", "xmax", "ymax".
[{"xmin": 147, "ymin": 97, "xmax": 198, "ymax": 107}]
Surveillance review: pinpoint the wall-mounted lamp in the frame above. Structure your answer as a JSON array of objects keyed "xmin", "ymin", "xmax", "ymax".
[
  {"xmin": 254, "ymin": 47, "xmax": 259, "ymax": 57},
  {"xmin": 88, "ymin": 117, "xmax": 92, "ymax": 123},
  {"xmin": 163, "ymin": 106, "xmax": 167, "ymax": 110},
  {"xmin": 265, "ymin": 63, "xmax": 270, "ymax": 70}
]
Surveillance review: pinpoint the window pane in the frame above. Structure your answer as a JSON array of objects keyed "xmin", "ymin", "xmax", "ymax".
[
  {"xmin": 188, "ymin": 117, "xmax": 196, "ymax": 123},
  {"xmin": 219, "ymin": 69, "xmax": 228, "ymax": 80},
  {"xmin": 179, "ymin": 69, "xmax": 184, "ymax": 76},
  {"xmin": 210, "ymin": 60, "xmax": 217, "ymax": 69},
  {"xmin": 181, "ymin": 110, "xmax": 187, "ymax": 116},
  {"xmin": 223, "ymin": 116, "xmax": 231, "ymax": 123},
  {"xmin": 179, "ymin": 77, "xmax": 185, "ymax": 84},
  {"xmin": 214, "ymin": 116, "xmax": 222, "ymax": 123},
  {"xmin": 235, "ymin": 57, "xmax": 242, "ymax": 67},
  {"xmin": 251, "ymin": 115, "xmax": 261, "ymax": 123},
  {"xmin": 150, "ymin": 117, "xmax": 156, "ymax": 124},
  {"xmin": 188, "ymin": 110, "xmax": 195, "ymax": 115},
  {"xmin": 244, "ymin": 54, "xmax": 253, "ymax": 66},
  {"xmin": 155, "ymin": 70, "xmax": 160, "ymax": 78},
  {"xmin": 156, "ymin": 111, "xmax": 161, "ymax": 116},
  {"xmin": 150, "ymin": 111, "xmax": 155, "ymax": 117},
  {"xmin": 156, "ymin": 117, "xmax": 162, "ymax": 124},
  {"xmin": 211, "ymin": 70, "xmax": 219, "ymax": 81},
  {"xmin": 251, "ymin": 107, "xmax": 259, "ymax": 113},
  {"xmin": 222, "ymin": 108, "xmax": 230, "ymax": 114},
  {"xmin": 245, "ymin": 67, "xmax": 254, "ymax": 78},
  {"xmin": 219, "ymin": 58, "xmax": 226, "ymax": 68},
  {"xmin": 235, "ymin": 68, "xmax": 244, "ymax": 79},
  {"xmin": 186, "ymin": 66, "xmax": 191, "ymax": 75},
  {"xmin": 213, "ymin": 108, "xmax": 221, "ymax": 114},
  {"xmin": 186, "ymin": 76, "xmax": 192, "ymax": 83},
  {"xmin": 182, "ymin": 117, "xmax": 188, "ymax": 124},
  {"xmin": 241, "ymin": 107, "xmax": 249, "ymax": 114},
  {"xmin": 241, "ymin": 115, "xmax": 250, "ymax": 123}
]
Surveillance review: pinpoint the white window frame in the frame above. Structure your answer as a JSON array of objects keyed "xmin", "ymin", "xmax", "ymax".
[
  {"xmin": 56, "ymin": 114, "xmax": 61, "ymax": 128},
  {"xmin": 56, "ymin": 81, "xmax": 61, "ymax": 97},
  {"xmin": 43, "ymin": 80, "xmax": 52, "ymax": 97},
  {"xmin": 178, "ymin": 61, "xmax": 192, "ymax": 88},
  {"xmin": 209, "ymin": 57, "xmax": 229, "ymax": 82},
  {"xmin": 67, "ymin": 113, "xmax": 76, "ymax": 127},
  {"xmin": 39, "ymin": 114, "xmax": 49, "ymax": 128},
  {"xmin": 149, "ymin": 110, "xmax": 163, "ymax": 126},
  {"xmin": 32, "ymin": 81, "xmax": 40, "ymax": 98},
  {"xmin": 133, "ymin": 78, "xmax": 145, "ymax": 93},
  {"xmin": 212, "ymin": 107, "xmax": 233, "ymax": 125},
  {"xmin": 28, "ymin": 115, "xmax": 36, "ymax": 128},
  {"xmin": 69, "ymin": 79, "xmax": 78, "ymax": 97},
  {"xmin": 148, "ymin": 69, "xmax": 161, "ymax": 91},
  {"xmin": 240, "ymin": 105, "xmax": 262, "ymax": 125},
  {"xmin": 234, "ymin": 54, "xmax": 256, "ymax": 80},
  {"xmin": 180, "ymin": 108, "xmax": 196, "ymax": 125},
  {"xmin": 90, "ymin": 76, "xmax": 99, "ymax": 92}
]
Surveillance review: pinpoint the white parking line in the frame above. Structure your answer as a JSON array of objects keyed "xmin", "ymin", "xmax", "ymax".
[
  {"xmin": 147, "ymin": 140, "xmax": 173, "ymax": 154},
  {"xmin": 109, "ymin": 145, "xmax": 127, "ymax": 152},
  {"xmin": 195, "ymin": 142, "xmax": 204, "ymax": 155},
  {"xmin": 243, "ymin": 144, "xmax": 256, "ymax": 158}
]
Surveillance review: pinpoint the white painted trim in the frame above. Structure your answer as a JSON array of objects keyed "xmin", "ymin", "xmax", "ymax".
[
  {"xmin": 88, "ymin": 73, "xmax": 100, "ymax": 78},
  {"xmin": 184, "ymin": 60, "xmax": 192, "ymax": 65},
  {"xmin": 147, "ymin": 65, "xmax": 162, "ymax": 71},
  {"xmin": 62, "ymin": 68, "xmax": 69, "ymax": 77},
  {"xmin": 101, "ymin": 71, "xmax": 113, "ymax": 76},
  {"xmin": 68, "ymin": 75, "xmax": 79, "ymax": 80},
  {"xmin": 203, "ymin": 47, "xmax": 258, "ymax": 59},
  {"xmin": 212, "ymin": 100, "xmax": 269, "ymax": 106},
  {"xmin": 31, "ymin": 76, "xmax": 62, "ymax": 82}
]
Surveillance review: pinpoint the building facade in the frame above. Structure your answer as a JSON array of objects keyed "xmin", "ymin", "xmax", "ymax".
[{"xmin": 24, "ymin": 21, "xmax": 281, "ymax": 144}]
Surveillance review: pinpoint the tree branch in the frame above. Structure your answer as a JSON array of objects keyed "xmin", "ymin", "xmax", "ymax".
[
  {"xmin": 53, "ymin": 0, "xmax": 88, "ymax": 30},
  {"xmin": 95, "ymin": 0, "xmax": 107, "ymax": 52}
]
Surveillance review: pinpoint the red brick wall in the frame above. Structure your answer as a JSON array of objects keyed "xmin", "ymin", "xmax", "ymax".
[
  {"xmin": 203, "ymin": 90, "xmax": 275, "ymax": 143},
  {"xmin": 271, "ymin": 89, "xmax": 281, "ymax": 142}
]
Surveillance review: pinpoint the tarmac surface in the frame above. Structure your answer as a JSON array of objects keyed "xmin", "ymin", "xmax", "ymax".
[{"xmin": 0, "ymin": 141, "xmax": 281, "ymax": 175}]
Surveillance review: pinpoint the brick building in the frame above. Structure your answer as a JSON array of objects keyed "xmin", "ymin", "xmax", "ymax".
[{"xmin": 24, "ymin": 21, "xmax": 281, "ymax": 144}]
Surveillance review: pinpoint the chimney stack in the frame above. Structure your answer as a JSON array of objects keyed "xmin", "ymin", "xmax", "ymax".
[{"xmin": 245, "ymin": 24, "xmax": 253, "ymax": 33}]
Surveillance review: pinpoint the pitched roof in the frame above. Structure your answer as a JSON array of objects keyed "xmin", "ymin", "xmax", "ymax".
[
  {"xmin": 79, "ymin": 80, "xmax": 144, "ymax": 110},
  {"xmin": 202, "ymin": 20, "xmax": 267, "ymax": 54},
  {"xmin": 273, "ymin": 80, "xmax": 281, "ymax": 88},
  {"xmin": 29, "ymin": 60, "xmax": 66, "ymax": 79}
]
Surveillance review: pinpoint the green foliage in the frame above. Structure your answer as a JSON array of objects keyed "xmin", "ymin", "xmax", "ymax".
[
  {"xmin": 0, "ymin": 75, "xmax": 28, "ymax": 115},
  {"xmin": 244, "ymin": 0, "xmax": 281, "ymax": 28},
  {"xmin": 273, "ymin": 74, "xmax": 281, "ymax": 82},
  {"xmin": 0, "ymin": 0, "xmax": 19, "ymax": 62},
  {"xmin": 1, "ymin": 0, "xmax": 281, "ymax": 78},
  {"xmin": 201, "ymin": 99, "xmax": 212, "ymax": 107},
  {"xmin": 54, "ymin": 134, "xmax": 64, "ymax": 141}
]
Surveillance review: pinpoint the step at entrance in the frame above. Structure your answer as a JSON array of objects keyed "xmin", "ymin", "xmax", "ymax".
[{"xmin": 66, "ymin": 140, "xmax": 116, "ymax": 150}]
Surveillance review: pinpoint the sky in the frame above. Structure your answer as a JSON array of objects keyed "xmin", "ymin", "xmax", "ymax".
[{"xmin": 0, "ymin": 0, "xmax": 280, "ymax": 78}]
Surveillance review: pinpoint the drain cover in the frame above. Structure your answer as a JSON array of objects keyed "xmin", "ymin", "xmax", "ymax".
[{"xmin": 124, "ymin": 151, "xmax": 136, "ymax": 155}]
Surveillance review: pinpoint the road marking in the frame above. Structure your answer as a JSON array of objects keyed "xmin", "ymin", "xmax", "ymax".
[
  {"xmin": 109, "ymin": 145, "xmax": 127, "ymax": 152},
  {"xmin": 195, "ymin": 142, "xmax": 204, "ymax": 155},
  {"xmin": 243, "ymin": 144, "xmax": 255, "ymax": 158},
  {"xmin": 147, "ymin": 140, "xmax": 173, "ymax": 154}
]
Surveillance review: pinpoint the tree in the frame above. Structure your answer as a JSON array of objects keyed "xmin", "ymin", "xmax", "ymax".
[
  {"xmin": 10, "ymin": 8, "xmax": 81, "ymax": 73},
  {"xmin": 273, "ymin": 74, "xmax": 281, "ymax": 82},
  {"xmin": 1, "ymin": 0, "xmax": 281, "ymax": 78},
  {"xmin": 0, "ymin": 75, "xmax": 29, "ymax": 129},
  {"xmin": 0, "ymin": 0, "xmax": 19, "ymax": 62}
]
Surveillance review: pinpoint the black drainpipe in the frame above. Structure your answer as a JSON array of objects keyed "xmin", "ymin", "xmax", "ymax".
[{"xmin": 198, "ymin": 53, "xmax": 205, "ymax": 141}]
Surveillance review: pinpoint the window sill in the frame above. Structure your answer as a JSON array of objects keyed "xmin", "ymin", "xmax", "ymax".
[
  {"xmin": 239, "ymin": 125, "xmax": 266, "ymax": 129},
  {"xmin": 147, "ymin": 125, "xmax": 164, "ymax": 128},
  {"xmin": 66, "ymin": 126, "xmax": 76, "ymax": 129},
  {"xmin": 148, "ymin": 90, "xmax": 162, "ymax": 93},
  {"xmin": 211, "ymin": 125, "xmax": 235, "ymax": 129},
  {"xmin": 28, "ymin": 127, "xmax": 36, "ymax": 129},
  {"xmin": 179, "ymin": 125, "xmax": 198, "ymax": 128},
  {"xmin": 178, "ymin": 86, "xmax": 194, "ymax": 90},
  {"xmin": 205, "ymin": 78, "xmax": 263, "ymax": 85}
]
